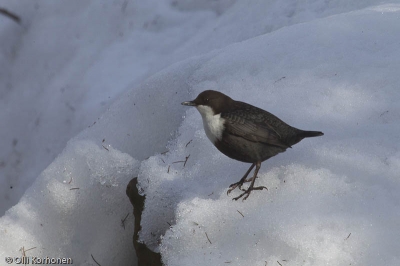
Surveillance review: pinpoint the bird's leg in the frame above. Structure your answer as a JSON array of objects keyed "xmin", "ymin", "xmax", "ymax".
[
  {"xmin": 227, "ymin": 163, "xmax": 255, "ymax": 195},
  {"xmin": 243, "ymin": 176, "xmax": 255, "ymax": 183},
  {"xmin": 233, "ymin": 161, "xmax": 268, "ymax": 201}
]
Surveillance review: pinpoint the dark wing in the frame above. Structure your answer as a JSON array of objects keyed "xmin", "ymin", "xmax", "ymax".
[{"xmin": 221, "ymin": 109, "xmax": 291, "ymax": 149}]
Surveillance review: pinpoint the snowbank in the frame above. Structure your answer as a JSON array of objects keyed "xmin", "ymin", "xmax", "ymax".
[{"xmin": 1, "ymin": 1, "xmax": 400, "ymax": 266}]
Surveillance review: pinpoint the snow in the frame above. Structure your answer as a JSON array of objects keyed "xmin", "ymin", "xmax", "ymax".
[
  {"xmin": 1, "ymin": 0, "xmax": 400, "ymax": 265},
  {"xmin": 0, "ymin": 140, "xmax": 139, "ymax": 265}
]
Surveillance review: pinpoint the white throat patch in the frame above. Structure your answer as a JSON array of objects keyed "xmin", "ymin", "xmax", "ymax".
[{"xmin": 196, "ymin": 105, "xmax": 225, "ymax": 143}]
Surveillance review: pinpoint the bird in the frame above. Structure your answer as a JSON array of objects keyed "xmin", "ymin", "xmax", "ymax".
[{"xmin": 181, "ymin": 90, "xmax": 324, "ymax": 201}]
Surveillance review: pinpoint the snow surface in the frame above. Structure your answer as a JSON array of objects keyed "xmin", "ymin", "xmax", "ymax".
[
  {"xmin": 1, "ymin": 0, "xmax": 400, "ymax": 265},
  {"xmin": 1, "ymin": 140, "xmax": 139, "ymax": 265}
]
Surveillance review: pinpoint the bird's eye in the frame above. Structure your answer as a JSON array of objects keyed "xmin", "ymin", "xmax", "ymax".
[{"xmin": 205, "ymin": 98, "xmax": 209, "ymax": 102}]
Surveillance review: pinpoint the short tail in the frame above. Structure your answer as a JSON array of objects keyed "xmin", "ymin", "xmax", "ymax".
[
  {"xmin": 289, "ymin": 130, "xmax": 323, "ymax": 146},
  {"xmin": 300, "ymin": 130, "xmax": 324, "ymax": 138}
]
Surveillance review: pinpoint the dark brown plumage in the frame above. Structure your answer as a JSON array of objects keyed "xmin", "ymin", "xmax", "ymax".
[{"xmin": 182, "ymin": 90, "xmax": 323, "ymax": 200}]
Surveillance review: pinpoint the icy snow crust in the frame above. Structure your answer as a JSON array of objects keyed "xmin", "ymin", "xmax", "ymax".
[
  {"xmin": 0, "ymin": 0, "xmax": 387, "ymax": 214},
  {"xmin": 140, "ymin": 5, "xmax": 400, "ymax": 266},
  {"xmin": 1, "ymin": 1, "xmax": 400, "ymax": 266},
  {"xmin": 0, "ymin": 140, "xmax": 139, "ymax": 265}
]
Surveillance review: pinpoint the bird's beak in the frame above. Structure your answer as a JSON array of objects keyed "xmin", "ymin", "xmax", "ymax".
[{"xmin": 181, "ymin": 101, "xmax": 196, "ymax": 106}]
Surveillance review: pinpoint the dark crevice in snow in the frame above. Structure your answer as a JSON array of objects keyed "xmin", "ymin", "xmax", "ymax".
[{"xmin": 127, "ymin": 177, "xmax": 163, "ymax": 266}]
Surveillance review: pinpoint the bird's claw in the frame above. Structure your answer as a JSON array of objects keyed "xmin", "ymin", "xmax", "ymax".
[
  {"xmin": 232, "ymin": 186, "xmax": 268, "ymax": 201},
  {"xmin": 226, "ymin": 176, "xmax": 256, "ymax": 195},
  {"xmin": 227, "ymin": 182, "xmax": 243, "ymax": 195}
]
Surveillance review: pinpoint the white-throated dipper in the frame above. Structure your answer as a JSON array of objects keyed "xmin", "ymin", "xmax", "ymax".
[{"xmin": 182, "ymin": 90, "xmax": 324, "ymax": 201}]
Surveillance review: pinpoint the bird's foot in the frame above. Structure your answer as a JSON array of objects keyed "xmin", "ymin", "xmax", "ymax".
[
  {"xmin": 232, "ymin": 185, "xmax": 268, "ymax": 201},
  {"xmin": 227, "ymin": 181, "xmax": 243, "ymax": 195},
  {"xmin": 227, "ymin": 176, "xmax": 256, "ymax": 195}
]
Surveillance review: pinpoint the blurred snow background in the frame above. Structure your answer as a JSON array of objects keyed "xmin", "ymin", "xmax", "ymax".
[{"xmin": 1, "ymin": 0, "xmax": 400, "ymax": 265}]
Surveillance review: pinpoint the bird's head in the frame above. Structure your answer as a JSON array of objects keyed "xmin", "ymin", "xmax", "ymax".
[{"xmin": 181, "ymin": 90, "xmax": 233, "ymax": 115}]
